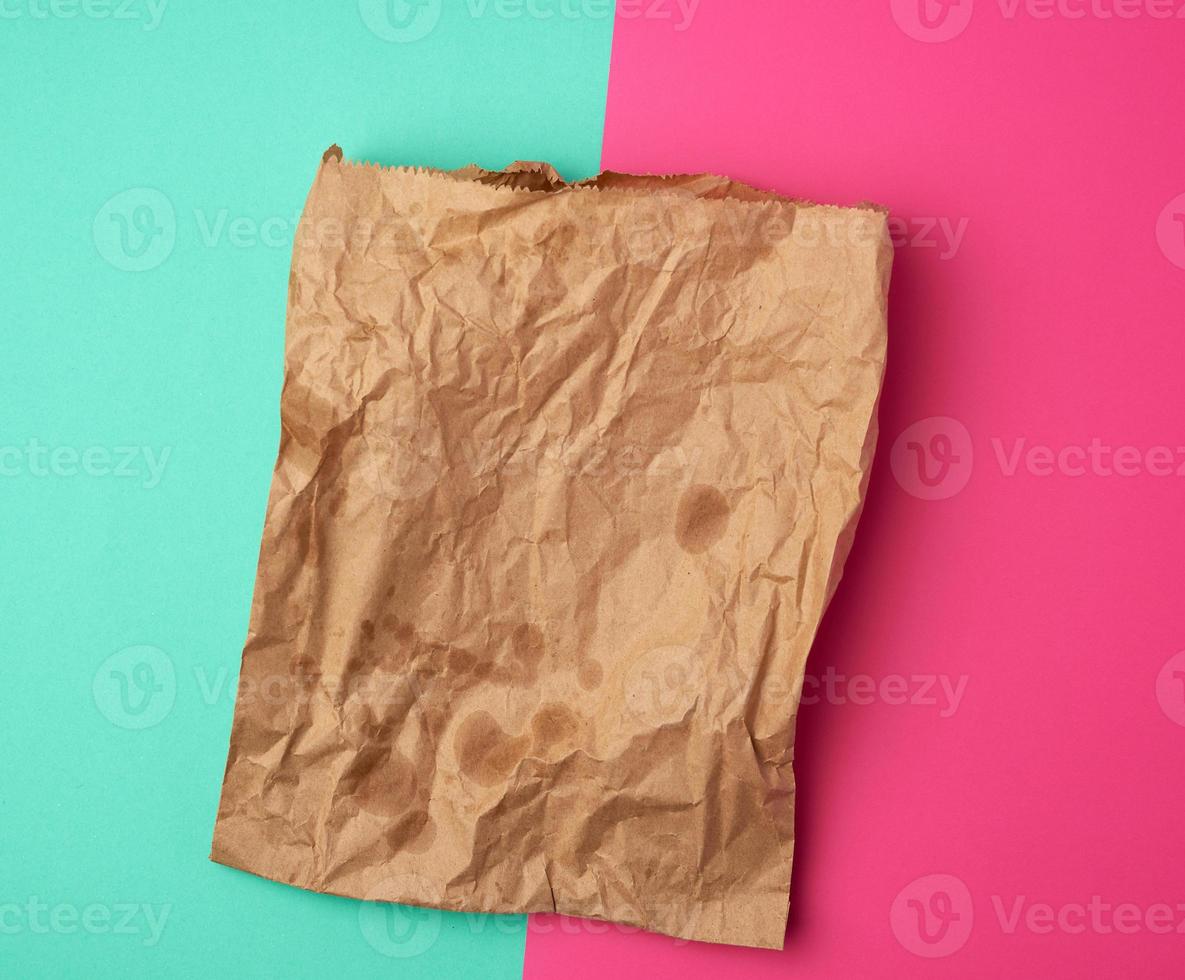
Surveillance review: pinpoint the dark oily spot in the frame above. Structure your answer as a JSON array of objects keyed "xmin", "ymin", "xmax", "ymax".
[
  {"xmin": 675, "ymin": 485, "xmax": 731, "ymax": 553},
  {"xmin": 497, "ymin": 623, "xmax": 545, "ymax": 685},
  {"xmin": 421, "ymin": 703, "xmax": 447, "ymax": 736},
  {"xmin": 370, "ymin": 616, "xmax": 496, "ymax": 698},
  {"xmin": 451, "ymin": 649, "xmax": 477, "ymax": 673},
  {"xmin": 361, "ymin": 619, "xmax": 376, "ymax": 643},
  {"xmin": 512, "ymin": 623, "xmax": 544, "ymax": 662},
  {"xmin": 403, "ymin": 813, "xmax": 437, "ymax": 854},
  {"xmin": 346, "ymin": 746, "xmax": 418, "ymax": 818},
  {"xmin": 454, "ymin": 710, "xmax": 529, "ymax": 786},
  {"xmin": 290, "ymin": 650, "xmax": 318, "ymax": 675},
  {"xmin": 577, "ymin": 660, "xmax": 604, "ymax": 691},
  {"xmin": 530, "ymin": 703, "xmax": 581, "ymax": 749},
  {"xmin": 382, "ymin": 810, "xmax": 436, "ymax": 854},
  {"xmin": 381, "ymin": 614, "xmax": 413, "ymax": 641}
]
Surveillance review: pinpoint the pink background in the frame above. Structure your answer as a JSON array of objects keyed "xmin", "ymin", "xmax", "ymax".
[{"xmin": 527, "ymin": 1, "xmax": 1185, "ymax": 976}]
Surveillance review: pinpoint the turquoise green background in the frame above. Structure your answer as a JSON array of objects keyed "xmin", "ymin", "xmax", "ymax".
[{"xmin": 0, "ymin": 2, "xmax": 613, "ymax": 976}]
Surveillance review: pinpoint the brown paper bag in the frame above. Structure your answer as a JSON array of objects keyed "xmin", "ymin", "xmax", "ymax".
[{"xmin": 210, "ymin": 146, "xmax": 891, "ymax": 950}]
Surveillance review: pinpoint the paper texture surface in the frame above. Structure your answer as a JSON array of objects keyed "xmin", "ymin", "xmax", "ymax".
[{"xmin": 210, "ymin": 147, "xmax": 891, "ymax": 949}]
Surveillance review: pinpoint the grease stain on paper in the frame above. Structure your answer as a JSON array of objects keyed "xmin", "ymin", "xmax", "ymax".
[{"xmin": 675, "ymin": 485, "xmax": 731, "ymax": 553}]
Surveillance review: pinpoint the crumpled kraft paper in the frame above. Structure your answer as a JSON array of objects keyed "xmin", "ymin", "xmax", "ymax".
[{"xmin": 210, "ymin": 146, "xmax": 891, "ymax": 950}]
